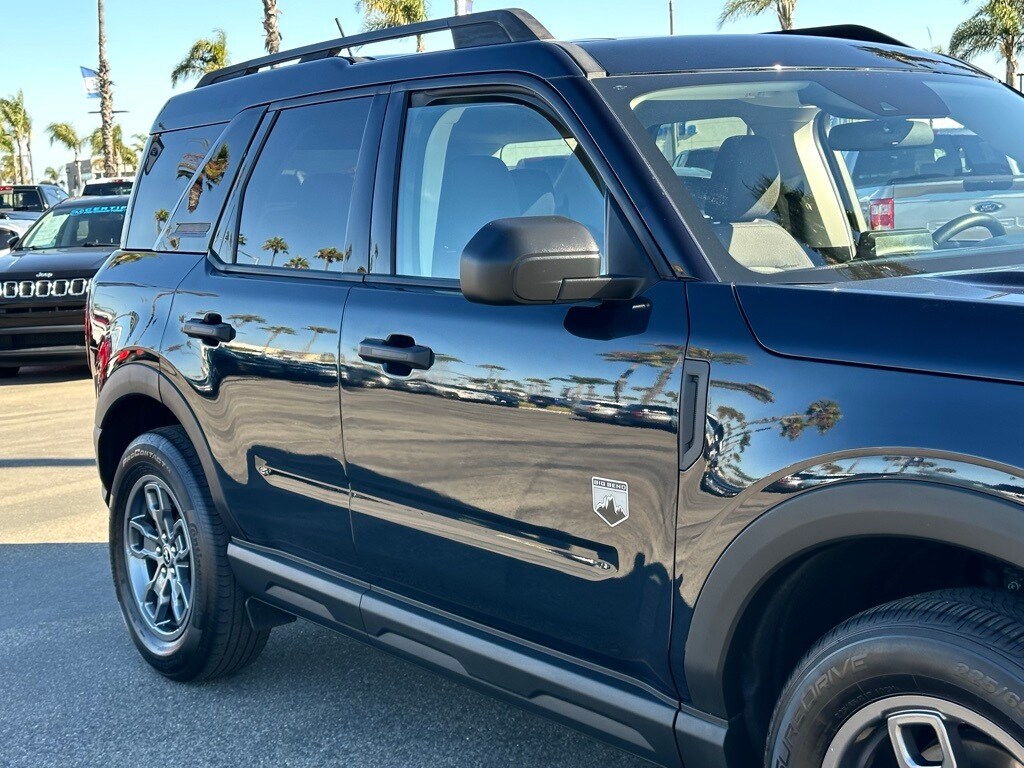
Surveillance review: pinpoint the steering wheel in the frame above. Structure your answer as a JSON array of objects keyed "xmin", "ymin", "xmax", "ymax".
[{"xmin": 932, "ymin": 213, "xmax": 1006, "ymax": 245}]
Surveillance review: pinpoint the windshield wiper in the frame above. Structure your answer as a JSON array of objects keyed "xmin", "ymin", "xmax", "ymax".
[{"xmin": 79, "ymin": 241, "xmax": 116, "ymax": 247}]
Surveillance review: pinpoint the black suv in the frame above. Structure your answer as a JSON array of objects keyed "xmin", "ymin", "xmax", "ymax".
[
  {"xmin": 0, "ymin": 195, "xmax": 126, "ymax": 375},
  {"xmin": 88, "ymin": 11, "xmax": 1024, "ymax": 767}
]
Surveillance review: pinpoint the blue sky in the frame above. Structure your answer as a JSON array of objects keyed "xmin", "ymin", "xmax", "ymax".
[{"xmin": 8, "ymin": 0, "xmax": 1007, "ymax": 177}]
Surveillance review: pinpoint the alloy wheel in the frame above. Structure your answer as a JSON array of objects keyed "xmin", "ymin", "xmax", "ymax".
[
  {"xmin": 823, "ymin": 695, "xmax": 1024, "ymax": 767},
  {"xmin": 123, "ymin": 476, "xmax": 194, "ymax": 640}
]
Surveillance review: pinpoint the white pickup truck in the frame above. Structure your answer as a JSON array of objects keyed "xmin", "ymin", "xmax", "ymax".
[{"xmin": 845, "ymin": 127, "xmax": 1024, "ymax": 239}]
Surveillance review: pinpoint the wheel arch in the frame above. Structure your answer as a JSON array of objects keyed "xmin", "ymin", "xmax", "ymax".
[
  {"xmin": 683, "ymin": 479, "xmax": 1024, "ymax": 721},
  {"xmin": 95, "ymin": 363, "xmax": 234, "ymax": 534}
]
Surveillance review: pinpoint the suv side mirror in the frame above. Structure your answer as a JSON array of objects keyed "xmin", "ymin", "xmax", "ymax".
[
  {"xmin": 460, "ymin": 216, "xmax": 644, "ymax": 305},
  {"xmin": 2, "ymin": 234, "xmax": 18, "ymax": 251}
]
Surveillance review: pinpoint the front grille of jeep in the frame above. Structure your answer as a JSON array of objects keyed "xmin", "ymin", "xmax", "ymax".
[{"xmin": 1, "ymin": 278, "xmax": 89, "ymax": 300}]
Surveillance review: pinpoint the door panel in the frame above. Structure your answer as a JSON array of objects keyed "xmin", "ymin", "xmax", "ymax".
[
  {"xmin": 160, "ymin": 93, "xmax": 382, "ymax": 574},
  {"xmin": 165, "ymin": 263, "xmax": 356, "ymax": 570},
  {"xmin": 341, "ymin": 280, "xmax": 687, "ymax": 694}
]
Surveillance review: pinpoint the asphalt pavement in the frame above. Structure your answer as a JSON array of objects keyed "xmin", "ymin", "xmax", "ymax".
[{"xmin": 0, "ymin": 366, "xmax": 648, "ymax": 767}]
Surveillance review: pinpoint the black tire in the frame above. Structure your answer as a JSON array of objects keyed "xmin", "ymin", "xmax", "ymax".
[
  {"xmin": 766, "ymin": 588, "xmax": 1024, "ymax": 767},
  {"xmin": 0, "ymin": 366, "xmax": 19, "ymax": 378},
  {"xmin": 109, "ymin": 426, "xmax": 268, "ymax": 680}
]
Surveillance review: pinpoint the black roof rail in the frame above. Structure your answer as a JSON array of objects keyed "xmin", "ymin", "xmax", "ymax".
[
  {"xmin": 196, "ymin": 8, "xmax": 554, "ymax": 88},
  {"xmin": 767, "ymin": 24, "xmax": 908, "ymax": 48}
]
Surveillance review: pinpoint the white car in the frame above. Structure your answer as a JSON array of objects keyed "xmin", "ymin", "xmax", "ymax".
[{"xmin": 0, "ymin": 216, "xmax": 31, "ymax": 256}]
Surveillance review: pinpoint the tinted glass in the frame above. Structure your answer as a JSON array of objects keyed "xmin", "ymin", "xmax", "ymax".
[
  {"xmin": 0, "ymin": 188, "xmax": 43, "ymax": 211},
  {"xmin": 235, "ymin": 98, "xmax": 371, "ymax": 272},
  {"xmin": 83, "ymin": 181, "xmax": 133, "ymax": 196},
  {"xmin": 124, "ymin": 125, "xmax": 221, "ymax": 250},
  {"xmin": 601, "ymin": 71, "xmax": 1024, "ymax": 282},
  {"xmin": 18, "ymin": 202, "xmax": 127, "ymax": 250},
  {"xmin": 394, "ymin": 100, "xmax": 606, "ymax": 279}
]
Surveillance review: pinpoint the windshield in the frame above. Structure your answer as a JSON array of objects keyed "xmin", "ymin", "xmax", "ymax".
[
  {"xmin": 0, "ymin": 188, "xmax": 43, "ymax": 212},
  {"xmin": 598, "ymin": 69, "xmax": 1024, "ymax": 282},
  {"xmin": 18, "ymin": 203, "xmax": 126, "ymax": 250}
]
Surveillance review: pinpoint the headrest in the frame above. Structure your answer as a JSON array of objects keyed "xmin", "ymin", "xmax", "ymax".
[{"xmin": 705, "ymin": 135, "xmax": 781, "ymax": 223}]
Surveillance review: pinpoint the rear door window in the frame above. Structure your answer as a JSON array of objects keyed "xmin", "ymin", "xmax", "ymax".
[
  {"xmin": 124, "ymin": 125, "xmax": 222, "ymax": 250},
  {"xmin": 233, "ymin": 97, "xmax": 374, "ymax": 272}
]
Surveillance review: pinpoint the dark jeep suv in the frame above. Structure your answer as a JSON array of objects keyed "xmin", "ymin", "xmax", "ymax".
[
  {"xmin": 88, "ymin": 10, "xmax": 1024, "ymax": 767},
  {"xmin": 1, "ymin": 195, "xmax": 126, "ymax": 375}
]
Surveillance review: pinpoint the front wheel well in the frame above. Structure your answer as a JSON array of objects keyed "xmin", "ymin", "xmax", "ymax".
[
  {"xmin": 97, "ymin": 394, "xmax": 181, "ymax": 493},
  {"xmin": 730, "ymin": 537, "xmax": 1013, "ymax": 760}
]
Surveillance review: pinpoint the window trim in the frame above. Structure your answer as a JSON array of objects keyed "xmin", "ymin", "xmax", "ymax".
[
  {"xmin": 367, "ymin": 74, "xmax": 667, "ymax": 288},
  {"xmin": 208, "ymin": 86, "xmax": 388, "ymax": 282}
]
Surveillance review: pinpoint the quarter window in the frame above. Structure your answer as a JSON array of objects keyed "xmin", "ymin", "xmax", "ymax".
[
  {"xmin": 393, "ymin": 99, "xmax": 606, "ymax": 279},
  {"xmin": 125, "ymin": 125, "xmax": 221, "ymax": 250},
  {"xmin": 234, "ymin": 98, "xmax": 372, "ymax": 272}
]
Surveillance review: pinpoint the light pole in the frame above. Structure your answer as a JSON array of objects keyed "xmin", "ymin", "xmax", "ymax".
[{"xmin": 668, "ymin": 0, "xmax": 675, "ymax": 34}]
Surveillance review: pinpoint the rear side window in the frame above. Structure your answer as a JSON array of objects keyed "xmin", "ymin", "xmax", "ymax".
[
  {"xmin": 0, "ymin": 188, "xmax": 43, "ymax": 211},
  {"xmin": 233, "ymin": 97, "xmax": 372, "ymax": 272},
  {"xmin": 124, "ymin": 125, "xmax": 222, "ymax": 250}
]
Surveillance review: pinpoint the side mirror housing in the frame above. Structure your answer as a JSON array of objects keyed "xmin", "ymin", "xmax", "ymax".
[
  {"xmin": 2, "ymin": 234, "xmax": 18, "ymax": 251},
  {"xmin": 460, "ymin": 216, "xmax": 643, "ymax": 305}
]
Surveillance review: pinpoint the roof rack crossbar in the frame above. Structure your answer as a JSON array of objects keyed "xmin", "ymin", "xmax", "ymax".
[
  {"xmin": 767, "ymin": 24, "xmax": 908, "ymax": 48},
  {"xmin": 196, "ymin": 8, "xmax": 553, "ymax": 88}
]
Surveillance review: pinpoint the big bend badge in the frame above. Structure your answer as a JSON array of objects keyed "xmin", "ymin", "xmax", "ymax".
[{"xmin": 592, "ymin": 477, "xmax": 629, "ymax": 527}]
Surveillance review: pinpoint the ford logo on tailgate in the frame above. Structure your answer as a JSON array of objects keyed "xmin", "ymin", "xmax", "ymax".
[{"xmin": 972, "ymin": 201, "xmax": 1005, "ymax": 214}]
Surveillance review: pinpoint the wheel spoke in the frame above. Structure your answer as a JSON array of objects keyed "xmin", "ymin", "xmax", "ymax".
[
  {"xmin": 169, "ymin": 519, "xmax": 190, "ymax": 560},
  {"xmin": 170, "ymin": 579, "xmax": 190, "ymax": 624},
  {"xmin": 128, "ymin": 518, "xmax": 161, "ymax": 560},
  {"xmin": 144, "ymin": 483, "xmax": 171, "ymax": 537},
  {"xmin": 887, "ymin": 711, "xmax": 966, "ymax": 768}
]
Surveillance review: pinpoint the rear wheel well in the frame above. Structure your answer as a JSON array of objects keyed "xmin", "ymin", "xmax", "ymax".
[
  {"xmin": 97, "ymin": 395, "xmax": 180, "ymax": 492},
  {"xmin": 728, "ymin": 537, "xmax": 1012, "ymax": 760}
]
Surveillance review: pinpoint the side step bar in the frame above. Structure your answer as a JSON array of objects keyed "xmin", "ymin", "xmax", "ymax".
[{"xmin": 227, "ymin": 541, "xmax": 729, "ymax": 767}]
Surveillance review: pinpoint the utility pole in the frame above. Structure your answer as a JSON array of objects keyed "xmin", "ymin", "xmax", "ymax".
[
  {"xmin": 455, "ymin": 0, "xmax": 472, "ymax": 15},
  {"xmin": 1018, "ymin": 72, "xmax": 1024, "ymax": 93},
  {"xmin": 668, "ymin": 0, "xmax": 675, "ymax": 34}
]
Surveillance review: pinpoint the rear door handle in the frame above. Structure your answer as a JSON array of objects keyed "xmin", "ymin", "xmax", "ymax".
[
  {"xmin": 358, "ymin": 337, "xmax": 433, "ymax": 370},
  {"xmin": 183, "ymin": 313, "xmax": 236, "ymax": 345}
]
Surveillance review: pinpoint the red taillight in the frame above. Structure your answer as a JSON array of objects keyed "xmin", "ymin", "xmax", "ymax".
[{"xmin": 869, "ymin": 197, "xmax": 895, "ymax": 230}]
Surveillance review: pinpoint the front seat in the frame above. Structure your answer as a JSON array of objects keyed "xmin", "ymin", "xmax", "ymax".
[{"xmin": 705, "ymin": 135, "xmax": 815, "ymax": 274}]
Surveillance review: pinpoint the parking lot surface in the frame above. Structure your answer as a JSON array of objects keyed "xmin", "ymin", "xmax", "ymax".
[{"xmin": 0, "ymin": 367, "xmax": 647, "ymax": 767}]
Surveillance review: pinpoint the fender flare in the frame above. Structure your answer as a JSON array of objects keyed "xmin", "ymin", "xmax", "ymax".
[
  {"xmin": 683, "ymin": 479, "xmax": 1024, "ymax": 718},
  {"xmin": 94, "ymin": 362, "xmax": 235, "ymax": 534}
]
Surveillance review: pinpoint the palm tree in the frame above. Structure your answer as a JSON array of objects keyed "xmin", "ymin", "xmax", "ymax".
[
  {"xmin": 315, "ymin": 246, "xmax": 349, "ymax": 270},
  {"xmin": 171, "ymin": 29, "xmax": 229, "ymax": 86},
  {"xmin": 283, "ymin": 255, "xmax": 309, "ymax": 269},
  {"xmin": 97, "ymin": 0, "xmax": 116, "ymax": 176},
  {"xmin": 718, "ymin": 0, "xmax": 797, "ymax": 30},
  {"xmin": 0, "ymin": 133, "xmax": 15, "ymax": 182},
  {"xmin": 0, "ymin": 91, "xmax": 32, "ymax": 183},
  {"xmin": 154, "ymin": 208, "xmax": 170, "ymax": 235},
  {"xmin": 263, "ymin": 0, "xmax": 282, "ymax": 54},
  {"xmin": 227, "ymin": 313, "xmax": 266, "ymax": 329},
  {"xmin": 357, "ymin": 0, "xmax": 430, "ymax": 51},
  {"xmin": 302, "ymin": 325, "xmax": 337, "ymax": 354},
  {"xmin": 89, "ymin": 124, "xmax": 137, "ymax": 175},
  {"xmin": 259, "ymin": 324, "xmax": 296, "ymax": 353},
  {"xmin": 261, "ymin": 236, "xmax": 288, "ymax": 267},
  {"xmin": 43, "ymin": 167, "xmax": 61, "ymax": 184},
  {"xmin": 130, "ymin": 133, "xmax": 148, "ymax": 157},
  {"xmin": 46, "ymin": 122, "xmax": 85, "ymax": 170},
  {"xmin": 951, "ymin": 0, "xmax": 1024, "ymax": 86}
]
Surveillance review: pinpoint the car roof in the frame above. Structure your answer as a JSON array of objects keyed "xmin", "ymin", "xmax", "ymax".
[
  {"xmin": 575, "ymin": 34, "xmax": 977, "ymax": 76},
  {"xmin": 52, "ymin": 195, "xmax": 130, "ymax": 211},
  {"xmin": 151, "ymin": 16, "xmax": 985, "ymax": 134}
]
